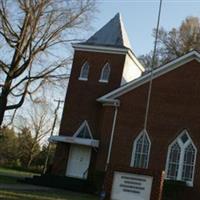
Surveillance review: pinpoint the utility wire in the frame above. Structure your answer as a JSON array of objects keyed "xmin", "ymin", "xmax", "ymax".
[{"xmin": 144, "ymin": 0, "xmax": 163, "ymax": 130}]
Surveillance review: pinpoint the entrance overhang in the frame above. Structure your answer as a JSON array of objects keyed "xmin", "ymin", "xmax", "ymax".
[{"xmin": 49, "ymin": 135, "xmax": 99, "ymax": 148}]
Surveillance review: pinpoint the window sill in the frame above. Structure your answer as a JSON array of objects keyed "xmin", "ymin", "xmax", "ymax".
[
  {"xmin": 78, "ymin": 77, "xmax": 88, "ymax": 81},
  {"xmin": 164, "ymin": 178, "xmax": 193, "ymax": 187},
  {"xmin": 99, "ymin": 79, "xmax": 108, "ymax": 83}
]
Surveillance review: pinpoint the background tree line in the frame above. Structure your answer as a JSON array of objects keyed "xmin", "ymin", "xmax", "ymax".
[
  {"xmin": 0, "ymin": 126, "xmax": 55, "ymax": 172},
  {"xmin": 139, "ymin": 16, "xmax": 200, "ymax": 69},
  {"xmin": 0, "ymin": 0, "xmax": 97, "ymax": 173}
]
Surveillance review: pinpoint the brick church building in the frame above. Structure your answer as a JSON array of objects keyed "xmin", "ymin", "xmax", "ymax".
[{"xmin": 50, "ymin": 14, "xmax": 200, "ymax": 199}]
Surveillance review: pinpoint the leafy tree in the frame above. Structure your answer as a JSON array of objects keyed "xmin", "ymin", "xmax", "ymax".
[
  {"xmin": 139, "ymin": 51, "xmax": 161, "ymax": 71},
  {"xmin": 0, "ymin": 127, "xmax": 19, "ymax": 166},
  {"xmin": 140, "ymin": 16, "xmax": 200, "ymax": 69},
  {"xmin": 15, "ymin": 100, "xmax": 52, "ymax": 168},
  {"xmin": 0, "ymin": 0, "xmax": 96, "ymax": 127},
  {"xmin": 33, "ymin": 144, "xmax": 56, "ymax": 170},
  {"xmin": 0, "ymin": 124, "xmax": 54, "ymax": 171},
  {"xmin": 18, "ymin": 127, "xmax": 40, "ymax": 168}
]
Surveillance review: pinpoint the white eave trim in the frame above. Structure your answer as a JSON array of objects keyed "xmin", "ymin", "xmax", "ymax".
[
  {"xmin": 49, "ymin": 135, "xmax": 99, "ymax": 148},
  {"xmin": 127, "ymin": 50, "xmax": 145, "ymax": 72},
  {"xmin": 97, "ymin": 98, "xmax": 120, "ymax": 107},
  {"xmin": 72, "ymin": 43, "xmax": 145, "ymax": 72},
  {"xmin": 97, "ymin": 50, "xmax": 200, "ymax": 103},
  {"xmin": 72, "ymin": 43, "xmax": 129, "ymax": 55}
]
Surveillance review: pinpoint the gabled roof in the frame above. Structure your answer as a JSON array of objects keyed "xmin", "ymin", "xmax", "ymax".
[
  {"xmin": 97, "ymin": 50, "xmax": 200, "ymax": 103},
  {"xmin": 81, "ymin": 13, "xmax": 131, "ymax": 49},
  {"xmin": 49, "ymin": 121, "xmax": 99, "ymax": 147},
  {"xmin": 73, "ymin": 121, "xmax": 93, "ymax": 139}
]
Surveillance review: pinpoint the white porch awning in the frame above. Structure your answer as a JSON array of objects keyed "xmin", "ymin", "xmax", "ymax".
[{"xmin": 49, "ymin": 135, "xmax": 99, "ymax": 148}]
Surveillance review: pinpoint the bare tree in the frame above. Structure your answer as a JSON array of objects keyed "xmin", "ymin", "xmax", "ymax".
[
  {"xmin": 0, "ymin": 0, "xmax": 96, "ymax": 127},
  {"xmin": 17, "ymin": 100, "xmax": 52, "ymax": 168},
  {"xmin": 139, "ymin": 16, "xmax": 200, "ymax": 68},
  {"xmin": 28, "ymin": 102, "xmax": 52, "ymax": 167}
]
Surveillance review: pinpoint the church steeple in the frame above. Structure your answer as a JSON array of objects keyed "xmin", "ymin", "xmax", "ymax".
[{"xmin": 81, "ymin": 13, "xmax": 132, "ymax": 49}]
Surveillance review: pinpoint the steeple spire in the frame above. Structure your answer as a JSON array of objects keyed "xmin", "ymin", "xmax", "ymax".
[{"xmin": 82, "ymin": 13, "xmax": 132, "ymax": 49}]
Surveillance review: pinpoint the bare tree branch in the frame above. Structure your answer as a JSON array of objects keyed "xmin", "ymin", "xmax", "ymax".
[
  {"xmin": 0, "ymin": 0, "xmax": 96, "ymax": 126},
  {"xmin": 6, "ymin": 81, "xmax": 29, "ymax": 110}
]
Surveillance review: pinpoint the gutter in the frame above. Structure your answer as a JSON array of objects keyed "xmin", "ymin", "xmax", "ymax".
[
  {"xmin": 104, "ymin": 100, "xmax": 120, "ymax": 171},
  {"xmin": 97, "ymin": 97, "xmax": 120, "ymax": 171},
  {"xmin": 96, "ymin": 98, "xmax": 120, "ymax": 107}
]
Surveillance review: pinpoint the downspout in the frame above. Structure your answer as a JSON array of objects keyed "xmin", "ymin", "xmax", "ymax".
[{"xmin": 105, "ymin": 100, "xmax": 119, "ymax": 171}]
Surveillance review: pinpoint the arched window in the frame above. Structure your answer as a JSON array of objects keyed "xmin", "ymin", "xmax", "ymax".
[
  {"xmin": 130, "ymin": 130, "xmax": 151, "ymax": 169},
  {"xmin": 167, "ymin": 142, "xmax": 181, "ymax": 180},
  {"xmin": 99, "ymin": 63, "xmax": 111, "ymax": 83},
  {"xmin": 165, "ymin": 130, "xmax": 197, "ymax": 186},
  {"xmin": 79, "ymin": 62, "xmax": 89, "ymax": 80}
]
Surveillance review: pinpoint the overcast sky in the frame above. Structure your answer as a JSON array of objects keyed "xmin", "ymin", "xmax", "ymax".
[{"xmin": 87, "ymin": 0, "xmax": 200, "ymax": 56}]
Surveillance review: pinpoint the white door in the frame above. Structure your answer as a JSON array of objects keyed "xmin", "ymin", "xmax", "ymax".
[{"xmin": 66, "ymin": 145, "xmax": 91, "ymax": 179}]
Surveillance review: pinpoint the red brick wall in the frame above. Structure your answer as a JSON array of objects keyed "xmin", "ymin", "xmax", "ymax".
[
  {"xmin": 52, "ymin": 49, "xmax": 126, "ymax": 174},
  {"xmin": 52, "ymin": 51, "xmax": 200, "ymax": 199},
  {"xmin": 51, "ymin": 143, "xmax": 70, "ymax": 175},
  {"xmin": 95, "ymin": 106, "xmax": 116, "ymax": 171},
  {"xmin": 60, "ymin": 50, "xmax": 126, "ymax": 137},
  {"xmin": 105, "ymin": 60, "xmax": 200, "ymax": 199}
]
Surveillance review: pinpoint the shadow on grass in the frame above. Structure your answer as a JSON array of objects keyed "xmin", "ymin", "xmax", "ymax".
[
  {"xmin": 0, "ymin": 175, "xmax": 18, "ymax": 184},
  {"xmin": 0, "ymin": 168, "xmax": 98, "ymax": 200},
  {"xmin": 0, "ymin": 190, "xmax": 98, "ymax": 200},
  {"xmin": 0, "ymin": 167, "xmax": 38, "ymax": 178}
]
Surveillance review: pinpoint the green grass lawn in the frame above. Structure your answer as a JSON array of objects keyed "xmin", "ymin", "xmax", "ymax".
[
  {"xmin": 0, "ymin": 167, "xmax": 38, "ymax": 178},
  {"xmin": 0, "ymin": 190, "xmax": 98, "ymax": 200},
  {"xmin": 0, "ymin": 175, "xmax": 18, "ymax": 184},
  {"xmin": 0, "ymin": 167, "xmax": 38, "ymax": 184},
  {"xmin": 0, "ymin": 167, "xmax": 98, "ymax": 200}
]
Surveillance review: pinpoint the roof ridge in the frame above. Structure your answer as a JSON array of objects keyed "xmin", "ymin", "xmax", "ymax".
[
  {"xmin": 119, "ymin": 13, "xmax": 132, "ymax": 48},
  {"xmin": 80, "ymin": 13, "xmax": 132, "ymax": 49}
]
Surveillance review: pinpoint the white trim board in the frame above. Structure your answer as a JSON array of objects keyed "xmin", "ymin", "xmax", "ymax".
[
  {"xmin": 49, "ymin": 135, "xmax": 99, "ymax": 147},
  {"xmin": 97, "ymin": 50, "xmax": 200, "ymax": 103},
  {"xmin": 72, "ymin": 43, "xmax": 129, "ymax": 55},
  {"xmin": 73, "ymin": 120, "xmax": 93, "ymax": 139},
  {"xmin": 72, "ymin": 43, "xmax": 145, "ymax": 72}
]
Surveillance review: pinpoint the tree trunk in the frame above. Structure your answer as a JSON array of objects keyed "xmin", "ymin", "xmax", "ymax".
[
  {"xmin": 27, "ymin": 143, "xmax": 36, "ymax": 168},
  {"xmin": 0, "ymin": 77, "xmax": 13, "ymax": 127},
  {"xmin": 0, "ymin": 104, "xmax": 6, "ymax": 127},
  {"xmin": 27, "ymin": 154, "xmax": 33, "ymax": 168},
  {"xmin": 0, "ymin": 91, "xmax": 9, "ymax": 127}
]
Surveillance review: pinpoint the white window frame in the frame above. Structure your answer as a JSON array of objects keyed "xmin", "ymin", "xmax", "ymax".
[
  {"xmin": 79, "ymin": 62, "xmax": 90, "ymax": 81},
  {"xmin": 130, "ymin": 129, "xmax": 151, "ymax": 169},
  {"xmin": 99, "ymin": 63, "xmax": 111, "ymax": 83},
  {"xmin": 165, "ymin": 130, "xmax": 197, "ymax": 187},
  {"xmin": 73, "ymin": 120, "xmax": 93, "ymax": 139}
]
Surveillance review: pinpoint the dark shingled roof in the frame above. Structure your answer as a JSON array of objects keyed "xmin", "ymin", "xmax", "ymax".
[{"xmin": 81, "ymin": 13, "xmax": 132, "ymax": 49}]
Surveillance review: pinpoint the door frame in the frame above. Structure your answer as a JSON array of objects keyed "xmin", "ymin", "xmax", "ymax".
[{"xmin": 66, "ymin": 144, "xmax": 91, "ymax": 179}]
